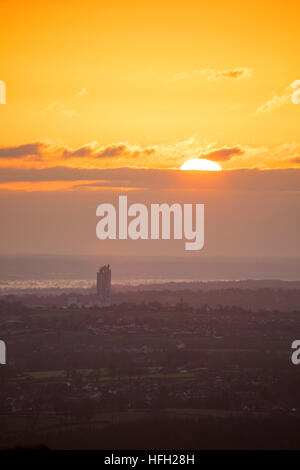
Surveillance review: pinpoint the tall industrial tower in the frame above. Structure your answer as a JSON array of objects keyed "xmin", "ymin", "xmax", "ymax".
[{"xmin": 97, "ymin": 264, "xmax": 111, "ymax": 306}]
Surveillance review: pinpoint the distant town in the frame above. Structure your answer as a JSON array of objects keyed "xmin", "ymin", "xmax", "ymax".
[{"xmin": 1, "ymin": 266, "xmax": 300, "ymax": 449}]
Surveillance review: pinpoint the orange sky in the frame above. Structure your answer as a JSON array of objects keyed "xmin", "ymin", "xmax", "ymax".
[
  {"xmin": 0, "ymin": 0, "xmax": 300, "ymax": 191},
  {"xmin": 1, "ymin": 1, "xmax": 300, "ymax": 256}
]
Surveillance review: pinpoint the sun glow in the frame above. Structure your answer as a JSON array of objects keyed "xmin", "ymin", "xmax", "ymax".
[{"xmin": 180, "ymin": 159, "xmax": 222, "ymax": 171}]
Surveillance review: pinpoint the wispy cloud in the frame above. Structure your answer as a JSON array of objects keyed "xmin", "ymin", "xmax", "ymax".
[
  {"xmin": 42, "ymin": 101, "xmax": 79, "ymax": 119},
  {"xmin": 42, "ymin": 101, "xmax": 59, "ymax": 113},
  {"xmin": 59, "ymin": 107, "xmax": 79, "ymax": 118},
  {"xmin": 75, "ymin": 87, "xmax": 88, "ymax": 98},
  {"xmin": 255, "ymin": 82, "xmax": 295, "ymax": 115},
  {"xmin": 42, "ymin": 88, "xmax": 87, "ymax": 119}
]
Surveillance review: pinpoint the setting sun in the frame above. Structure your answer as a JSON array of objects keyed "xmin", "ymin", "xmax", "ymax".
[{"xmin": 180, "ymin": 159, "xmax": 222, "ymax": 171}]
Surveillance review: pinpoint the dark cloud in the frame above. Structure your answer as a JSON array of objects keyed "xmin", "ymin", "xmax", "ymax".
[
  {"xmin": 219, "ymin": 69, "xmax": 247, "ymax": 79},
  {"xmin": 171, "ymin": 67, "xmax": 252, "ymax": 82},
  {"xmin": 200, "ymin": 67, "xmax": 252, "ymax": 80},
  {"xmin": 62, "ymin": 144, "xmax": 155, "ymax": 159},
  {"xmin": 2, "ymin": 166, "xmax": 300, "ymax": 192},
  {"xmin": 200, "ymin": 147, "xmax": 244, "ymax": 161},
  {"xmin": 62, "ymin": 144, "xmax": 128, "ymax": 159},
  {"xmin": 290, "ymin": 157, "xmax": 300, "ymax": 164},
  {"xmin": 63, "ymin": 146, "xmax": 92, "ymax": 158},
  {"xmin": 0, "ymin": 143, "xmax": 44, "ymax": 158},
  {"xmin": 95, "ymin": 145, "xmax": 127, "ymax": 158}
]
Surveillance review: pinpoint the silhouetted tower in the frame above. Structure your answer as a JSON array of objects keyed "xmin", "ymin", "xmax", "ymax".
[{"xmin": 97, "ymin": 264, "xmax": 111, "ymax": 306}]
